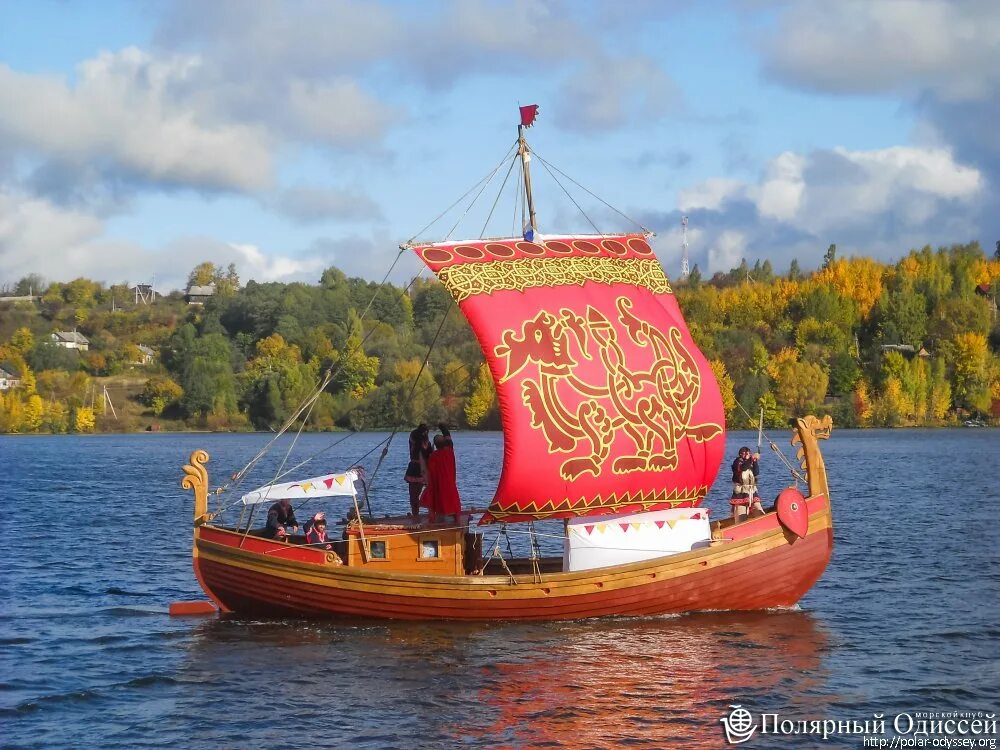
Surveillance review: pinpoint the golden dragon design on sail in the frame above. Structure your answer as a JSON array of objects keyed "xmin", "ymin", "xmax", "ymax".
[{"xmin": 494, "ymin": 296, "xmax": 722, "ymax": 481}]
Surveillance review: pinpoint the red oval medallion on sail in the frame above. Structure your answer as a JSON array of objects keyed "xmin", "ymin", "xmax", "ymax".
[{"xmin": 776, "ymin": 487, "xmax": 809, "ymax": 539}]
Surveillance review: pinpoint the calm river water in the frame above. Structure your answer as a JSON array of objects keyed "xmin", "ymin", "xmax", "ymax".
[{"xmin": 1, "ymin": 429, "xmax": 997, "ymax": 749}]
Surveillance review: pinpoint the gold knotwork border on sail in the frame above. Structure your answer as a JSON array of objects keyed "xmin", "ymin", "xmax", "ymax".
[
  {"xmin": 486, "ymin": 486, "xmax": 708, "ymax": 521},
  {"xmin": 437, "ymin": 256, "xmax": 672, "ymax": 303}
]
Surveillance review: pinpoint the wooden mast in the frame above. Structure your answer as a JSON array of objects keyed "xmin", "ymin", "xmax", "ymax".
[{"xmin": 518, "ymin": 124, "xmax": 538, "ymax": 237}]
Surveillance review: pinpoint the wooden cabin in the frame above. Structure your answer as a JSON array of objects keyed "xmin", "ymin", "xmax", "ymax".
[{"xmin": 341, "ymin": 514, "xmax": 481, "ymax": 575}]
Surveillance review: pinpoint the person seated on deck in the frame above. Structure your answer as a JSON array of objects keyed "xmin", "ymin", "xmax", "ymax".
[
  {"xmin": 730, "ymin": 446, "xmax": 763, "ymax": 522},
  {"xmin": 264, "ymin": 498, "xmax": 299, "ymax": 539},
  {"xmin": 420, "ymin": 424, "xmax": 461, "ymax": 525}
]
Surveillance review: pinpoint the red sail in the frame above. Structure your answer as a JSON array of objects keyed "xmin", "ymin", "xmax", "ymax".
[{"xmin": 413, "ymin": 234, "xmax": 725, "ymax": 523}]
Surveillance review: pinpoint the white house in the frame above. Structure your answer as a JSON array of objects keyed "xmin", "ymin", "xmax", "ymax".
[
  {"xmin": 0, "ymin": 367, "xmax": 21, "ymax": 390},
  {"xmin": 51, "ymin": 331, "xmax": 90, "ymax": 351},
  {"xmin": 133, "ymin": 344, "xmax": 156, "ymax": 365}
]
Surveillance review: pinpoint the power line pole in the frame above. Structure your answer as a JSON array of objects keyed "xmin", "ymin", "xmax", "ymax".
[{"xmin": 680, "ymin": 215, "xmax": 689, "ymax": 280}]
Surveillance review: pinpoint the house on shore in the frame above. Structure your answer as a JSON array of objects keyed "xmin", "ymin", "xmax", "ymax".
[
  {"xmin": 51, "ymin": 331, "xmax": 90, "ymax": 351},
  {"xmin": 185, "ymin": 283, "xmax": 216, "ymax": 305},
  {"xmin": 0, "ymin": 367, "xmax": 21, "ymax": 390},
  {"xmin": 132, "ymin": 344, "xmax": 156, "ymax": 366}
]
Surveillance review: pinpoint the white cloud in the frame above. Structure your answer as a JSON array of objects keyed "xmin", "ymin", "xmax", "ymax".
[
  {"xmin": 0, "ymin": 49, "xmax": 274, "ymax": 192},
  {"xmin": 751, "ymin": 152, "xmax": 805, "ymax": 221},
  {"xmin": 285, "ymin": 79, "xmax": 397, "ymax": 147},
  {"xmin": 0, "ymin": 189, "xmax": 104, "ymax": 276},
  {"xmin": 0, "ymin": 188, "xmax": 337, "ymax": 290},
  {"xmin": 708, "ymin": 230, "xmax": 747, "ymax": 273},
  {"xmin": 756, "ymin": 0, "xmax": 1000, "ymax": 244},
  {"xmin": 678, "ymin": 178, "xmax": 743, "ymax": 212},
  {"xmin": 271, "ymin": 185, "xmax": 384, "ymax": 224},
  {"xmin": 227, "ymin": 243, "xmax": 327, "ymax": 283},
  {"xmin": 659, "ymin": 143, "xmax": 985, "ymax": 273},
  {"xmin": 554, "ymin": 55, "xmax": 681, "ymax": 132},
  {"xmin": 760, "ymin": 0, "xmax": 1000, "ymax": 102}
]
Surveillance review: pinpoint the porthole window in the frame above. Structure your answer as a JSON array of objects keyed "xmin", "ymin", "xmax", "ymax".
[{"xmin": 369, "ymin": 540, "xmax": 387, "ymax": 559}]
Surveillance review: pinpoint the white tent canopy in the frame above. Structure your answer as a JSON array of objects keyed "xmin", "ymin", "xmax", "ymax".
[{"xmin": 241, "ymin": 470, "xmax": 360, "ymax": 505}]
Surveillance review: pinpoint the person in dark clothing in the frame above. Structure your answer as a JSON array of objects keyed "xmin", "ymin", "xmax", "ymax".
[
  {"xmin": 730, "ymin": 446, "xmax": 762, "ymax": 521},
  {"xmin": 405, "ymin": 423, "xmax": 433, "ymax": 518},
  {"xmin": 265, "ymin": 498, "xmax": 299, "ymax": 539}
]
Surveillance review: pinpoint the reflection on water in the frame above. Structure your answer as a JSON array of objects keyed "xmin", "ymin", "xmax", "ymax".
[
  {"xmin": 468, "ymin": 612, "xmax": 830, "ymax": 749},
  {"xmin": 165, "ymin": 611, "xmax": 831, "ymax": 748},
  {"xmin": 2, "ymin": 430, "xmax": 998, "ymax": 749}
]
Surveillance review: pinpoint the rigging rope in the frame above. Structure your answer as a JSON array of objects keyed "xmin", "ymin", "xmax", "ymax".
[
  {"xmin": 533, "ymin": 151, "xmax": 652, "ymax": 235},
  {"xmin": 364, "ymin": 298, "xmax": 457, "ymax": 501},
  {"xmin": 406, "ymin": 140, "xmax": 518, "ymax": 245},
  {"xmin": 535, "ymin": 156, "xmax": 602, "ymax": 235},
  {"xmin": 224, "ymin": 248, "xmax": 409, "ymax": 497},
  {"xmin": 479, "ymin": 150, "xmax": 519, "ymax": 238},
  {"xmin": 444, "ymin": 143, "xmax": 518, "ymax": 241}
]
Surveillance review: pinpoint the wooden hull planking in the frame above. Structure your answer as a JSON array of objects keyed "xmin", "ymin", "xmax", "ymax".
[{"xmin": 192, "ymin": 494, "xmax": 832, "ymax": 620}]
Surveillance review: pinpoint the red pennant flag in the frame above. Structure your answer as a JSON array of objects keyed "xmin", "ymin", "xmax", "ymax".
[
  {"xmin": 655, "ymin": 520, "xmax": 665, "ymax": 529},
  {"xmin": 692, "ymin": 513, "xmax": 701, "ymax": 520},
  {"xmin": 584, "ymin": 525, "xmax": 595, "ymax": 535},
  {"xmin": 324, "ymin": 477, "xmax": 335, "ymax": 489},
  {"xmin": 519, "ymin": 104, "xmax": 539, "ymax": 127},
  {"xmin": 619, "ymin": 523, "xmax": 630, "ymax": 532}
]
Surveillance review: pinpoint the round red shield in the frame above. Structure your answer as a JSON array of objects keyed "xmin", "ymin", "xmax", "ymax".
[{"xmin": 775, "ymin": 487, "xmax": 809, "ymax": 539}]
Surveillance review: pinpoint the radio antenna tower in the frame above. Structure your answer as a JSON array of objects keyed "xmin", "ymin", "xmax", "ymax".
[{"xmin": 680, "ymin": 215, "xmax": 690, "ymax": 279}]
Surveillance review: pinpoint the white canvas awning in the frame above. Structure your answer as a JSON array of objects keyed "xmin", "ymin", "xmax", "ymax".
[{"xmin": 241, "ymin": 470, "xmax": 360, "ymax": 505}]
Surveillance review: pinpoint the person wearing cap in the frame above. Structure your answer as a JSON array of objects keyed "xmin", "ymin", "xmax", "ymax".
[
  {"xmin": 265, "ymin": 498, "xmax": 299, "ymax": 539},
  {"xmin": 730, "ymin": 446, "xmax": 762, "ymax": 521},
  {"xmin": 305, "ymin": 513, "xmax": 332, "ymax": 550}
]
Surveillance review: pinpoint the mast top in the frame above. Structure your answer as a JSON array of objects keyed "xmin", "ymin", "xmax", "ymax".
[{"xmin": 517, "ymin": 104, "xmax": 540, "ymax": 241}]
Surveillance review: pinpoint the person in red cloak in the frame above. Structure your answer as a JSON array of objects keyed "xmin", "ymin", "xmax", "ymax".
[{"xmin": 421, "ymin": 423, "xmax": 461, "ymax": 524}]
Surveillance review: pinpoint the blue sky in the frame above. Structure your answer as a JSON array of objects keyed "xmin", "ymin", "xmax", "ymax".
[{"xmin": 1, "ymin": 0, "xmax": 997, "ymax": 292}]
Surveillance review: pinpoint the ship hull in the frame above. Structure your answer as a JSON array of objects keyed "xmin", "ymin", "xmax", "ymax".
[{"xmin": 192, "ymin": 493, "xmax": 832, "ymax": 621}]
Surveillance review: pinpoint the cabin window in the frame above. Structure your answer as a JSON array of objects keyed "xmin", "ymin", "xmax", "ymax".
[
  {"xmin": 369, "ymin": 540, "xmax": 387, "ymax": 559},
  {"xmin": 420, "ymin": 540, "xmax": 440, "ymax": 559}
]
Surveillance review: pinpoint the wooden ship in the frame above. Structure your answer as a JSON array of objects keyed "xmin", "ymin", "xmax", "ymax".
[{"xmin": 180, "ymin": 109, "xmax": 834, "ymax": 620}]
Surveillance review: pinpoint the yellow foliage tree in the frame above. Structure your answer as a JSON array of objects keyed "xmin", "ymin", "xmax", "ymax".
[
  {"xmin": 709, "ymin": 359, "xmax": 736, "ymax": 423},
  {"xmin": 74, "ymin": 406, "xmax": 96, "ymax": 433},
  {"xmin": 811, "ymin": 257, "xmax": 884, "ymax": 317},
  {"xmin": 464, "ymin": 363, "xmax": 497, "ymax": 428},
  {"xmin": 22, "ymin": 394, "xmax": 43, "ymax": 432}
]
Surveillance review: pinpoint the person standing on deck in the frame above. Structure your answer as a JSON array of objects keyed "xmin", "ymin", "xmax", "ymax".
[
  {"xmin": 730, "ymin": 446, "xmax": 762, "ymax": 521},
  {"xmin": 405, "ymin": 423, "xmax": 433, "ymax": 518},
  {"xmin": 421, "ymin": 424, "xmax": 461, "ymax": 524}
]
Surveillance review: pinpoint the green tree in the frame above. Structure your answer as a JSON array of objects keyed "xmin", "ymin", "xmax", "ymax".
[
  {"xmin": 787, "ymin": 258, "xmax": 802, "ymax": 281},
  {"xmin": 139, "ymin": 375, "xmax": 184, "ymax": 416},
  {"xmin": 773, "ymin": 360, "xmax": 829, "ymax": 415},
  {"xmin": 822, "ymin": 243, "xmax": 837, "ymax": 270},
  {"xmin": 948, "ymin": 332, "xmax": 991, "ymax": 412}
]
